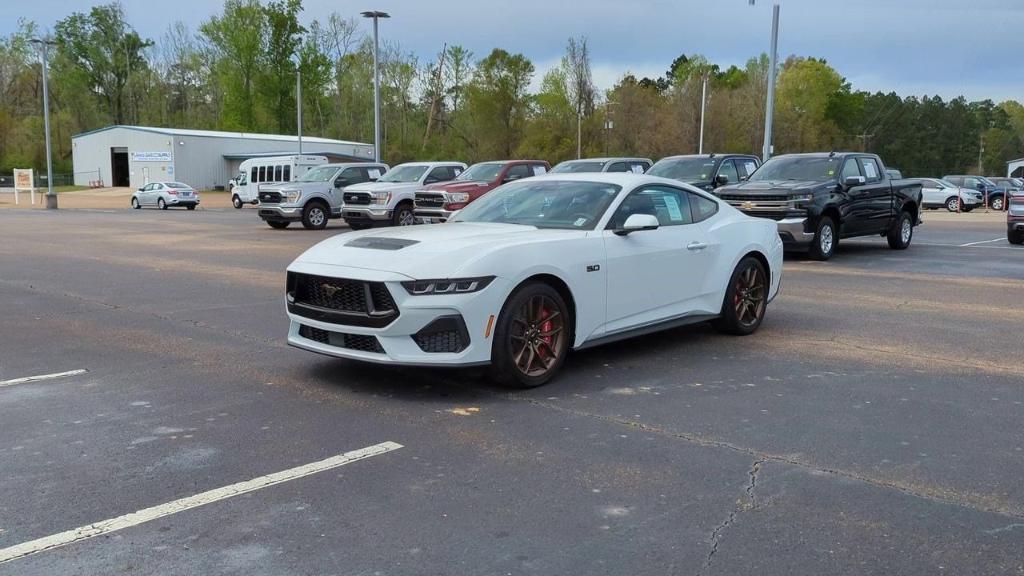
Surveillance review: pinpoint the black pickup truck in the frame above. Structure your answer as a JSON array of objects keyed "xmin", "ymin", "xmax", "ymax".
[{"xmin": 714, "ymin": 152, "xmax": 923, "ymax": 260}]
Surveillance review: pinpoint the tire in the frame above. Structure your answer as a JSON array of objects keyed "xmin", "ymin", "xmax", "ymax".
[
  {"xmin": 1009, "ymin": 229, "xmax": 1024, "ymax": 245},
  {"xmin": 714, "ymin": 257, "xmax": 769, "ymax": 336},
  {"xmin": 991, "ymin": 196, "xmax": 1005, "ymax": 211},
  {"xmin": 489, "ymin": 282, "xmax": 571, "ymax": 388},
  {"xmin": 887, "ymin": 210, "xmax": 914, "ymax": 250},
  {"xmin": 157, "ymin": 198, "xmax": 167, "ymax": 210},
  {"xmin": 392, "ymin": 203, "xmax": 416, "ymax": 226},
  {"xmin": 232, "ymin": 195, "xmax": 243, "ymax": 209},
  {"xmin": 131, "ymin": 197, "xmax": 140, "ymax": 209},
  {"xmin": 186, "ymin": 204, "xmax": 196, "ymax": 210},
  {"xmin": 267, "ymin": 220, "xmax": 290, "ymax": 229},
  {"xmin": 945, "ymin": 196, "xmax": 960, "ymax": 212},
  {"xmin": 808, "ymin": 216, "xmax": 837, "ymax": 261},
  {"xmin": 301, "ymin": 202, "xmax": 329, "ymax": 230}
]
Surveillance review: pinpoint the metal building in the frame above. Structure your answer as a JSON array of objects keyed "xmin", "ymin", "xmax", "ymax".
[{"xmin": 72, "ymin": 125, "xmax": 375, "ymax": 190}]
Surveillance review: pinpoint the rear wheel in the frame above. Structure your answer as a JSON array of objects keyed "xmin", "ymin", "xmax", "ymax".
[
  {"xmin": 991, "ymin": 196, "xmax": 1005, "ymax": 211},
  {"xmin": 490, "ymin": 282, "xmax": 570, "ymax": 388},
  {"xmin": 232, "ymin": 195, "xmax": 243, "ymax": 209},
  {"xmin": 1009, "ymin": 229, "xmax": 1024, "ymax": 245},
  {"xmin": 945, "ymin": 196, "xmax": 960, "ymax": 212},
  {"xmin": 157, "ymin": 198, "xmax": 167, "ymax": 210},
  {"xmin": 186, "ymin": 204, "xmax": 196, "ymax": 210},
  {"xmin": 301, "ymin": 202, "xmax": 329, "ymax": 230},
  {"xmin": 808, "ymin": 216, "xmax": 836, "ymax": 261},
  {"xmin": 392, "ymin": 203, "xmax": 416, "ymax": 226},
  {"xmin": 713, "ymin": 257, "xmax": 768, "ymax": 336},
  {"xmin": 131, "ymin": 197, "xmax": 140, "ymax": 209},
  {"xmin": 887, "ymin": 211, "xmax": 914, "ymax": 250},
  {"xmin": 267, "ymin": 220, "xmax": 290, "ymax": 229}
]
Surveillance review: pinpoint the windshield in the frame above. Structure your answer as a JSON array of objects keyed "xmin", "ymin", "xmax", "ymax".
[
  {"xmin": 551, "ymin": 161, "xmax": 606, "ymax": 173},
  {"xmin": 979, "ymin": 176, "xmax": 998, "ymax": 187},
  {"xmin": 379, "ymin": 165, "xmax": 428, "ymax": 183},
  {"xmin": 451, "ymin": 180, "xmax": 621, "ymax": 230},
  {"xmin": 750, "ymin": 156, "xmax": 841, "ymax": 182},
  {"xmin": 455, "ymin": 163, "xmax": 505, "ymax": 182},
  {"xmin": 166, "ymin": 182, "xmax": 191, "ymax": 189},
  {"xmin": 647, "ymin": 157, "xmax": 717, "ymax": 182},
  {"xmin": 298, "ymin": 166, "xmax": 341, "ymax": 182}
]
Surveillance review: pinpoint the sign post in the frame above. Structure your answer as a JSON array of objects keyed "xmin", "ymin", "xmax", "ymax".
[{"xmin": 13, "ymin": 168, "xmax": 33, "ymax": 206}]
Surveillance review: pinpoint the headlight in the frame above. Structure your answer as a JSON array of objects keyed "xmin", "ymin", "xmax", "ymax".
[
  {"xmin": 401, "ymin": 276, "xmax": 495, "ymax": 295},
  {"xmin": 284, "ymin": 190, "xmax": 301, "ymax": 203},
  {"xmin": 789, "ymin": 194, "xmax": 815, "ymax": 203},
  {"xmin": 370, "ymin": 191, "xmax": 391, "ymax": 205},
  {"xmin": 446, "ymin": 192, "xmax": 470, "ymax": 204}
]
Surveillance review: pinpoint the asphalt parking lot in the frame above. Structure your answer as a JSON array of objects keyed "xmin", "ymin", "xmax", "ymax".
[{"xmin": 1, "ymin": 206, "xmax": 1022, "ymax": 575}]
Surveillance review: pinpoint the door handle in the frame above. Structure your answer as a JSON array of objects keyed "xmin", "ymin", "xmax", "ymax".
[{"xmin": 687, "ymin": 241, "xmax": 708, "ymax": 251}]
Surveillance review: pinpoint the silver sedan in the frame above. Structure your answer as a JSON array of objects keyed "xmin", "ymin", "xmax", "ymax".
[{"xmin": 131, "ymin": 182, "xmax": 200, "ymax": 210}]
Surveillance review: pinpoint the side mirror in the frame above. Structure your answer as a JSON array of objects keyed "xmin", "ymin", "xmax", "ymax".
[
  {"xmin": 138, "ymin": 187, "xmax": 144, "ymax": 192},
  {"xmin": 715, "ymin": 174, "xmax": 730, "ymax": 186},
  {"xmin": 843, "ymin": 175, "xmax": 866, "ymax": 188},
  {"xmin": 424, "ymin": 177, "xmax": 440, "ymax": 184},
  {"xmin": 334, "ymin": 178, "xmax": 349, "ymax": 188},
  {"xmin": 614, "ymin": 213, "xmax": 660, "ymax": 236}
]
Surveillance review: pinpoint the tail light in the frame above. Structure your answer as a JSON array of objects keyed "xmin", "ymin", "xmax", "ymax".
[{"xmin": 168, "ymin": 190, "xmax": 179, "ymax": 195}]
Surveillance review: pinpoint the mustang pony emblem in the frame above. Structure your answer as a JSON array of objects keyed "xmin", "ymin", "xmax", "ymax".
[{"xmin": 321, "ymin": 284, "xmax": 341, "ymax": 298}]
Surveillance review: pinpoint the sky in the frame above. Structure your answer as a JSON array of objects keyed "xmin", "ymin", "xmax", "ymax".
[{"xmin": 7, "ymin": 0, "xmax": 1024, "ymax": 102}]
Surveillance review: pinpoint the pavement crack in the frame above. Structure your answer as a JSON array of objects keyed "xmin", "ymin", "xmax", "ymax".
[{"xmin": 699, "ymin": 458, "xmax": 765, "ymax": 576}]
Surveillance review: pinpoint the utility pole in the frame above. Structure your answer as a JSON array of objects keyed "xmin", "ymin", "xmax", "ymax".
[
  {"xmin": 31, "ymin": 37, "xmax": 57, "ymax": 209},
  {"xmin": 577, "ymin": 111, "xmax": 582, "ymax": 159},
  {"xmin": 749, "ymin": 1, "xmax": 780, "ymax": 161},
  {"xmin": 698, "ymin": 72, "xmax": 709, "ymax": 154},
  {"xmin": 978, "ymin": 132, "xmax": 985, "ymax": 176},
  {"xmin": 296, "ymin": 63, "xmax": 303, "ymax": 155},
  {"xmin": 856, "ymin": 132, "xmax": 874, "ymax": 152},
  {"xmin": 362, "ymin": 11, "xmax": 390, "ymax": 163}
]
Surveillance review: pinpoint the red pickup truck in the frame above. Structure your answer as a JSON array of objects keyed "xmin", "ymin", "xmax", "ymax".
[{"xmin": 413, "ymin": 160, "xmax": 550, "ymax": 223}]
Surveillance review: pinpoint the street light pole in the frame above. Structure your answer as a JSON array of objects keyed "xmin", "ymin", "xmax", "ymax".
[
  {"xmin": 361, "ymin": 11, "xmax": 390, "ymax": 163},
  {"xmin": 764, "ymin": 3, "xmax": 779, "ymax": 161},
  {"xmin": 577, "ymin": 111, "xmax": 582, "ymax": 159},
  {"xmin": 32, "ymin": 38, "xmax": 57, "ymax": 209},
  {"xmin": 296, "ymin": 64, "xmax": 303, "ymax": 155},
  {"xmin": 698, "ymin": 73, "xmax": 708, "ymax": 155}
]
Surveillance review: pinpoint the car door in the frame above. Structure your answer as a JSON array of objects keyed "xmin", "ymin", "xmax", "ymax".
[
  {"xmin": 714, "ymin": 159, "xmax": 740, "ymax": 188},
  {"xmin": 149, "ymin": 183, "xmax": 163, "ymax": 205},
  {"xmin": 837, "ymin": 158, "xmax": 872, "ymax": 234},
  {"xmin": 920, "ymin": 180, "xmax": 942, "ymax": 206},
  {"xmin": 601, "ymin": 184, "xmax": 712, "ymax": 335},
  {"xmin": 857, "ymin": 156, "xmax": 893, "ymax": 232}
]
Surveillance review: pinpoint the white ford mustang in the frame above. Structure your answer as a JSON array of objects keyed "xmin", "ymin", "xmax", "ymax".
[{"xmin": 285, "ymin": 173, "xmax": 783, "ymax": 387}]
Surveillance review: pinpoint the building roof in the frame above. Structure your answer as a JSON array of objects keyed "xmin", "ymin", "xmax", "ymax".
[
  {"xmin": 221, "ymin": 151, "xmax": 367, "ymax": 161},
  {"xmin": 72, "ymin": 125, "xmax": 371, "ymax": 147},
  {"xmin": 1006, "ymin": 158, "xmax": 1024, "ymax": 165}
]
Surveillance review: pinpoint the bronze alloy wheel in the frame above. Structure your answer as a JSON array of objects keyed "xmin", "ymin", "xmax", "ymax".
[
  {"xmin": 733, "ymin": 263, "xmax": 766, "ymax": 328},
  {"xmin": 509, "ymin": 294, "xmax": 567, "ymax": 378}
]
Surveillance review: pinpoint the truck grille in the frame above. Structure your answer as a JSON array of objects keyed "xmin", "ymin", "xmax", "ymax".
[
  {"xmin": 287, "ymin": 272, "xmax": 399, "ymax": 328},
  {"xmin": 718, "ymin": 194, "xmax": 792, "ymax": 202},
  {"xmin": 259, "ymin": 191, "xmax": 282, "ymax": 203},
  {"xmin": 415, "ymin": 192, "xmax": 446, "ymax": 209},
  {"xmin": 298, "ymin": 325, "xmax": 384, "ymax": 353},
  {"xmin": 343, "ymin": 192, "xmax": 371, "ymax": 205}
]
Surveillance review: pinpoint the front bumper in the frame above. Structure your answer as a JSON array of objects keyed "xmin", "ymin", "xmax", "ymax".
[
  {"xmin": 259, "ymin": 204, "xmax": 303, "ymax": 221},
  {"xmin": 776, "ymin": 217, "xmax": 815, "ymax": 245},
  {"xmin": 414, "ymin": 208, "xmax": 454, "ymax": 224},
  {"xmin": 285, "ymin": 263, "xmax": 510, "ymax": 366},
  {"xmin": 343, "ymin": 207, "xmax": 391, "ymax": 222}
]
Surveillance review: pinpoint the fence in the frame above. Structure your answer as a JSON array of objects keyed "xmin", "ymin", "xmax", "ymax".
[{"xmin": 0, "ymin": 172, "xmax": 88, "ymax": 188}]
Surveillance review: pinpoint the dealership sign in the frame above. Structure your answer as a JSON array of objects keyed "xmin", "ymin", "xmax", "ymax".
[
  {"xmin": 12, "ymin": 168, "xmax": 34, "ymax": 205},
  {"xmin": 131, "ymin": 151, "xmax": 173, "ymax": 162}
]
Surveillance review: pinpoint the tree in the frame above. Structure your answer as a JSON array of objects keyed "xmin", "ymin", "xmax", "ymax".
[
  {"xmin": 260, "ymin": 0, "xmax": 304, "ymax": 133},
  {"xmin": 201, "ymin": 0, "xmax": 266, "ymax": 130},
  {"xmin": 463, "ymin": 49, "xmax": 534, "ymax": 158}
]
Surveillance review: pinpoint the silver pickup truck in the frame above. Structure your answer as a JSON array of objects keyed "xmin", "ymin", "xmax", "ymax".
[
  {"xmin": 257, "ymin": 162, "xmax": 390, "ymax": 230},
  {"xmin": 341, "ymin": 161, "xmax": 466, "ymax": 229}
]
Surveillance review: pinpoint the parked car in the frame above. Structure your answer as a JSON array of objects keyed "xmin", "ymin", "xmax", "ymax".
[
  {"xmin": 550, "ymin": 157, "xmax": 653, "ymax": 174},
  {"xmin": 230, "ymin": 155, "xmax": 328, "ymax": 209},
  {"xmin": 257, "ymin": 162, "xmax": 390, "ymax": 230},
  {"xmin": 917, "ymin": 178, "xmax": 981, "ymax": 212},
  {"xmin": 647, "ymin": 154, "xmax": 761, "ymax": 191},
  {"xmin": 1008, "ymin": 191, "xmax": 1024, "ymax": 245},
  {"xmin": 341, "ymin": 162, "xmax": 467, "ymax": 229},
  {"xmin": 989, "ymin": 177, "xmax": 1023, "ymax": 208},
  {"xmin": 413, "ymin": 160, "xmax": 550, "ymax": 223},
  {"xmin": 285, "ymin": 173, "xmax": 783, "ymax": 387},
  {"xmin": 943, "ymin": 175, "xmax": 1005, "ymax": 210},
  {"xmin": 131, "ymin": 182, "xmax": 200, "ymax": 210},
  {"xmin": 715, "ymin": 152, "xmax": 922, "ymax": 260}
]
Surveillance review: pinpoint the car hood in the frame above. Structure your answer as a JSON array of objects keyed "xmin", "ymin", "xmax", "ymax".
[
  {"xmin": 261, "ymin": 181, "xmax": 330, "ymax": 193},
  {"xmin": 717, "ymin": 180, "xmax": 829, "ymax": 195},
  {"xmin": 420, "ymin": 180, "xmax": 496, "ymax": 193},
  {"xmin": 343, "ymin": 181, "xmax": 422, "ymax": 194},
  {"xmin": 291, "ymin": 222, "xmax": 581, "ymax": 279}
]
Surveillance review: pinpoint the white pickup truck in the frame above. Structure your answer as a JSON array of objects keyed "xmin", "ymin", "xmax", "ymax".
[{"xmin": 340, "ymin": 161, "xmax": 466, "ymax": 229}]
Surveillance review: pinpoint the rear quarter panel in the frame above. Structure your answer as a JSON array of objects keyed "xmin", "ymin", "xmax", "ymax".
[{"xmin": 699, "ymin": 209, "xmax": 783, "ymax": 311}]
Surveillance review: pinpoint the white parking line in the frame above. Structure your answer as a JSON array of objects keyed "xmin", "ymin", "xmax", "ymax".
[
  {"xmin": 959, "ymin": 238, "xmax": 1006, "ymax": 247},
  {"xmin": 0, "ymin": 441, "xmax": 403, "ymax": 564},
  {"xmin": 0, "ymin": 369, "xmax": 88, "ymax": 388}
]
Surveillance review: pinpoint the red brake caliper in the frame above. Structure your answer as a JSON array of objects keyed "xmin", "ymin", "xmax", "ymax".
[{"xmin": 539, "ymin": 308, "xmax": 554, "ymax": 360}]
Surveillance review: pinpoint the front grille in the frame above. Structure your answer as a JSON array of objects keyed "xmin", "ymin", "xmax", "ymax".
[
  {"xmin": 344, "ymin": 192, "xmax": 371, "ymax": 205},
  {"xmin": 287, "ymin": 272, "xmax": 399, "ymax": 328},
  {"xmin": 415, "ymin": 192, "xmax": 446, "ymax": 209},
  {"xmin": 718, "ymin": 194, "xmax": 792, "ymax": 202},
  {"xmin": 411, "ymin": 316, "xmax": 469, "ymax": 353},
  {"xmin": 259, "ymin": 191, "xmax": 282, "ymax": 203},
  {"xmin": 298, "ymin": 325, "xmax": 384, "ymax": 353}
]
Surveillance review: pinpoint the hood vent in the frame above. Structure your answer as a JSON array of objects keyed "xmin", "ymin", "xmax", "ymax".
[{"xmin": 345, "ymin": 237, "xmax": 420, "ymax": 251}]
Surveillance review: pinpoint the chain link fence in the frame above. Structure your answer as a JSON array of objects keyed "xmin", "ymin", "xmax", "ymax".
[{"xmin": 0, "ymin": 172, "xmax": 85, "ymax": 188}]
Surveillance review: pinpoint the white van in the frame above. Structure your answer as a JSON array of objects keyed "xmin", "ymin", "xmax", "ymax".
[{"xmin": 230, "ymin": 155, "xmax": 328, "ymax": 209}]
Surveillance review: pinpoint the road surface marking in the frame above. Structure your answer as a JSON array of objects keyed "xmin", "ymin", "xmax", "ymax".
[
  {"xmin": 0, "ymin": 369, "xmax": 88, "ymax": 388},
  {"xmin": 0, "ymin": 441, "xmax": 403, "ymax": 564},
  {"xmin": 959, "ymin": 238, "xmax": 1006, "ymax": 247}
]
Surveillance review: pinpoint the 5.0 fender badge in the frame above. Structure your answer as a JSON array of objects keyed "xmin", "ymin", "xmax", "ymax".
[{"xmin": 586, "ymin": 265, "xmax": 601, "ymax": 273}]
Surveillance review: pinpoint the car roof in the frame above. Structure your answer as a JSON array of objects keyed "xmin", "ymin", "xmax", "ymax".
[
  {"xmin": 392, "ymin": 161, "xmax": 466, "ymax": 167},
  {"xmin": 656, "ymin": 153, "xmax": 759, "ymax": 161},
  {"xmin": 533, "ymin": 172, "xmax": 709, "ymax": 190},
  {"xmin": 320, "ymin": 162, "xmax": 389, "ymax": 168},
  {"xmin": 559, "ymin": 157, "xmax": 653, "ymax": 163}
]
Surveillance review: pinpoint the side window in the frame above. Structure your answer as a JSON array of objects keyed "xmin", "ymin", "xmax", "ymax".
[
  {"xmin": 689, "ymin": 192, "xmax": 719, "ymax": 223},
  {"xmin": 736, "ymin": 159, "xmax": 758, "ymax": 179},
  {"xmin": 858, "ymin": 158, "xmax": 881, "ymax": 182},
  {"xmin": 273, "ymin": 166, "xmax": 282, "ymax": 181},
  {"xmin": 606, "ymin": 162, "xmax": 629, "ymax": 173},
  {"xmin": 636, "ymin": 162, "xmax": 651, "ymax": 173},
  {"xmin": 283, "ymin": 165, "xmax": 291, "ymax": 181},
  {"xmin": 250, "ymin": 167, "xmax": 257, "ymax": 183},
  {"xmin": 257, "ymin": 166, "xmax": 266, "ymax": 182},
  {"xmin": 608, "ymin": 185, "xmax": 693, "ymax": 229},
  {"xmin": 340, "ymin": 168, "xmax": 365, "ymax": 184},
  {"xmin": 840, "ymin": 159, "xmax": 861, "ymax": 181},
  {"xmin": 427, "ymin": 166, "xmax": 452, "ymax": 183},
  {"xmin": 505, "ymin": 164, "xmax": 531, "ymax": 181},
  {"xmin": 716, "ymin": 159, "xmax": 739, "ymax": 184}
]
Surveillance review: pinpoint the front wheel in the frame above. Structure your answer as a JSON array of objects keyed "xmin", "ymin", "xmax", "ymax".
[
  {"xmin": 489, "ymin": 282, "xmax": 570, "ymax": 388},
  {"xmin": 945, "ymin": 196, "xmax": 960, "ymax": 212},
  {"xmin": 267, "ymin": 220, "xmax": 290, "ymax": 229},
  {"xmin": 157, "ymin": 198, "xmax": 167, "ymax": 210},
  {"xmin": 991, "ymin": 196, "xmax": 1005, "ymax": 211},
  {"xmin": 232, "ymin": 195, "xmax": 243, "ymax": 209},
  {"xmin": 713, "ymin": 257, "xmax": 768, "ymax": 336},
  {"xmin": 131, "ymin": 197, "xmax": 140, "ymax": 209},
  {"xmin": 887, "ymin": 211, "xmax": 914, "ymax": 250},
  {"xmin": 808, "ymin": 216, "xmax": 837, "ymax": 261},
  {"xmin": 301, "ymin": 202, "xmax": 329, "ymax": 230},
  {"xmin": 392, "ymin": 203, "xmax": 416, "ymax": 226}
]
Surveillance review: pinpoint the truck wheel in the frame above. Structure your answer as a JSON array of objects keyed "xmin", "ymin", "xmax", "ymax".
[
  {"xmin": 392, "ymin": 203, "xmax": 416, "ymax": 226},
  {"xmin": 713, "ymin": 257, "xmax": 768, "ymax": 336},
  {"xmin": 887, "ymin": 211, "xmax": 914, "ymax": 250},
  {"xmin": 267, "ymin": 220, "xmax": 290, "ymax": 229},
  {"xmin": 945, "ymin": 196, "xmax": 960, "ymax": 212},
  {"xmin": 1009, "ymin": 229, "xmax": 1023, "ymax": 245},
  {"xmin": 991, "ymin": 196, "xmax": 1005, "ymax": 211},
  {"xmin": 489, "ymin": 282, "xmax": 571, "ymax": 388},
  {"xmin": 301, "ymin": 202, "xmax": 329, "ymax": 230},
  {"xmin": 808, "ymin": 216, "xmax": 836, "ymax": 261},
  {"xmin": 232, "ymin": 195, "xmax": 243, "ymax": 209}
]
